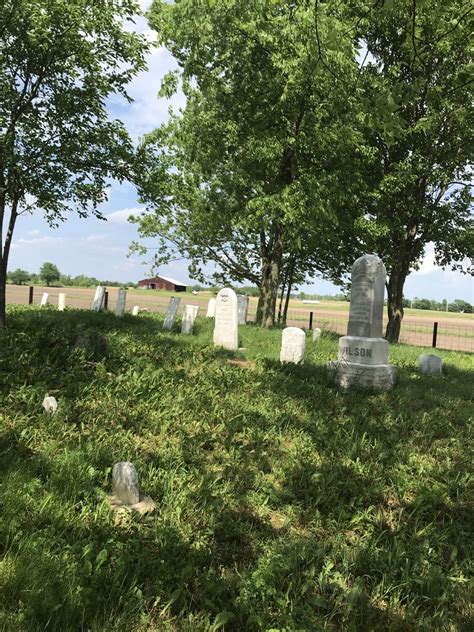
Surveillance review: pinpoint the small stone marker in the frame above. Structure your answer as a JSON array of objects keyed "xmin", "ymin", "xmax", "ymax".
[
  {"xmin": 312, "ymin": 327, "xmax": 322, "ymax": 341},
  {"xmin": 58, "ymin": 293, "xmax": 66, "ymax": 311},
  {"xmin": 42, "ymin": 395, "xmax": 58, "ymax": 414},
  {"xmin": 213, "ymin": 288, "xmax": 238, "ymax": 350},
  {"xmin": 237, "ymin": 295, "xmax": 249, "ymax": 325},
  {"xmin": 91, "ymin": 286, "xmax": 106, "ymax": 311},
  {"xmin": 109, "ymin": 461, "xmax": 155, "ymax": 515},
  {"xmin": 40, "ymin": 292, "xmax": 49, "ymax": 306},
  {"xmin": 181, "ymin": 304, "xmax": 199, "ymax": 334},
  {"xmin": 418, "ymin": 353, "xmax": 443, "ymax": 376},
  {"xmin": 131, "ymin": 305, "xmax": 140, "ymax": 316},
  {"xmin": 163, "ymin": 297, "xmax": 181, "ymax": 330},
  {"xmin": 206, "ymin": 297, "xmax": 216, "ymax": 318},
  {"xmin": 115, "ymin": 289, "xmax": 127, "ymax": 317},
  {"xmin": 280, "ymin": 327, "xmax": 305, "ymax": 364},
  {"xmin": 327, "ymin": 254, "xmax": 396, "ymax": 391}
]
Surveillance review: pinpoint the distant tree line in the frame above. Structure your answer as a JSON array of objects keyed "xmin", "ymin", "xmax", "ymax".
[
  {"xmin": 404, "ymin": 297, "xmax": 472, "ymax": 313},
  {"xmin": 7, "ymin": 263, "xmax": 137, "ymax": 289}
]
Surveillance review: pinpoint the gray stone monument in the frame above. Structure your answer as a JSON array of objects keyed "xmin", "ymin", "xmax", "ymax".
[
  {"xmin": 418, "ymin": 353, "xmax": 443, "ymax": 376},
  {"xmin": 213, "ymin": 288, "xmax": 238, "ymax": 350},
  {"xmin": 109, "ymin": 461, "xmax": 156, "ymax": 515},
  {"xmin": 58, "ymin": 293, "xmax": 66, "ymax": 311},
  {"xmin": 91, "ymin": 286, "xmax": 106, "ymax": 311},
  {"xmin": 206, "ymin": 297, "xmax": 216, "ymax": 318},
  {"xmin": 163, "ymin": 297, "xmax": 181, "ymax": 330},
  {"xmin": 280, "ymin": 327, "xmax": 305, "ymax": 364},
  {"xmin": 327, "ymin": 255, "xmax": 396, "ymax": 391},
  {"xmin": 181, "ymin": 304, "xmax": 199, "ymax": 334},
  {"xmin": 237, "ymin": 295, "xmax": 249, "ymax": 325},
  {"xmin": 115, "ymin": 289, "xmax": 127, "ymax": 317},
  {"xmin": 40, "ymin": 292, "xmax": 49, "ymax": 306}
]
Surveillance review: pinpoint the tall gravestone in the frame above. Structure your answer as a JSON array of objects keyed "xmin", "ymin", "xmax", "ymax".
[
  {"xmin": 237, "ymin": 295, "xmax": 249, "ymax": 325},
  {"xmin": 91, "ymin": 286, "xmax": 106, "ymax": 311},
  {"xmin": 115, "ymin": 289, "xmax": 127, "ymax": 317},
  {"xmin": 58, "ymin": 293, "xmax": 66, "ymax": 311},
  {"xmin": 327, "ymin": 255, "xmax": 396, "ymax": 391},
  {"xmin": 162, "ymin": 297, "xmax": 181, "ymax": 330},
  {"xmin": 213, "ymin": 288, "xmax": 238, "ymax": 350},
  {"xmin": 280, "ymin": 327, "xmax": 305, "ymax": 364},
  {"xmin": 40, "ymin": 292, "xmax": 49, "ymax": 306},
  {"xmin": 206, "ymin": 297, "xmax": 216, "ymax": 318},
  {"xmin": 181, "ymin": 304, "xmax": 199, "ymax": 334}
]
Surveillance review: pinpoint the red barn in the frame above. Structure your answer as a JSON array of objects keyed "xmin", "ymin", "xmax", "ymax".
[{"xmin": 138, "ymin": 275, "xmax": 187, "ymax": 292}]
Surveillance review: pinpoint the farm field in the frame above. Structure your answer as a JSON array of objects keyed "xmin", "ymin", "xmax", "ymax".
[
  {"xmin": 0, "ymin": 306, "xmax": 472, "ymax": 631},
  {"xmin": 6, "ymin": 284, "xmax": 474, "ymax": 352}
]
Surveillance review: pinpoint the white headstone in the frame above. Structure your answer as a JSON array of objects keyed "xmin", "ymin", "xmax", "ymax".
[
  {"xmin": 131, "ymin": 305, "xmax": 140, "ymax": 316},
  {"xmin": 91, "ymin": 286, "xmax": 106, "ymax": 311},
  {"xmin": 181, "ymin": 304, "xmax": 199, "ymax": 334},
  {"xmin": 40, "ymin": 292, "xmax": 49, "ymax": 307},
  {"xmin": 206, "ymin": 297, "xmax": 216, "ymax": 318},
  {"xmin": 58, "ymin": 293, "xmax": 66, "ymax": 311},
  {"xmin": 213, "ymin": 288, "xmax": 238, "ymax": 350},
  {"xmin": 115, "ymin": 289, "xmax": 127, "ymax": 317},
  {"xmin": 418, "ymin": 353, "xmax": 442, "ymax": 376},
  {"xmin": 280, "ymin": 327, "xmax": 305, "ymax": 364},
  {"xmin": 112, "ymin": 462, "xmax": 139, "ymax": 506},
  {"xmin": 237, "ymin": 295, "xmax": 249, "ymax": 325},
  {"xmin": 42, "ymin": 395, "xmax": 58, "ymax": 414},
  {"xmin": 312, "ymin": 327, "xmax": 322, "ymax": 341},
  {"xmin": 327, "ymin": 255, "xmax": 396, "ymax": 391},
  {"xmin": 163, "ymin": 297, "xmax": 181, "ymax": 330}
]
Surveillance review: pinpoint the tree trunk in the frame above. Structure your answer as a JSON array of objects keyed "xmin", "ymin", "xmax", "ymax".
[
  {"xmin": 385, "ymin": 267, "xmax": 407, "ymax": 342},
  {"xmin": 282, "ymin": 275, "xmax": 293, "ymax": 327},
  {"xmin": 258, "ymin": 256, "xmax": 281, "ymax": 328},
  {"xmin": 277, "ymin": 282, "xmax": 285, "ymax": 324},
  {"xmin": 0, "ymin": 267, "xmax": 6, "ymax": 329}
]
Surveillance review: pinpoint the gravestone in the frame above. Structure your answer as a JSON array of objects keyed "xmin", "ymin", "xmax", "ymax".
[
  {"xmin": 40, "ymin": 292, "xmax": 49, "ymax": 306},
  {"xmin": 42, "ymin": 395, "xmax": 58, "ymax": 414},
  {"xmin": 115, "ymin": 289, "xmax": 127, "ymax": 317},
  {"xmin": 327, "ymin": 255, "xmax": 396, "ymax": 391},
  {"xmin": 418, "ymin": 353, "xmax": 443, "ymax": 376},
  {"xmin": 91, "ymin": 286, "xmax": 106, "ymax": 311},
  {"xmin": 213, "ymin": 288, "xmax": 238, "ymax": 350},
  {"xmin": 109, "ymin": 461, "xmax": 156, "ymax": 515},
  {"xmin": 131, "ymin": 305, "xmax": 140, "ymax": 316},
  {"xmin": 280, "ymin": 327, "xmax": 305, "ymax": 364},
  {"xmin": 181, "ymin": 304, "xmax": 199, "ymax": 334},
  {"xmin": 237, "ymin": 295, "xmax": 249, "ymax": 325},
  {"xmin": 312, "ymin": 327, "xmax": 322, "ymax": 341},
  {"xmin": 58, "ymin": 293, "xmax": 66, "ymax": 311},
  {"xmin": 163, "ymin": 297, "xmax": 181, "ymax": 330},
  {"xmin": 206, "ymin": 297, "xmax": 216, "ymax": 318}
]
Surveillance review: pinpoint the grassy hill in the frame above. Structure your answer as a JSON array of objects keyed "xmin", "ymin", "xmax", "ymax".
[{"xmin": 1, "ymin": 306, "xmax": 472, "ymax": 631}]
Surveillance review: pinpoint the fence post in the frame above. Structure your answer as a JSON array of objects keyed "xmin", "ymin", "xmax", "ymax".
[
  {"xmin": 432, "ymin": 321, "xmax": 438, "ymax": 348},
  {"xmin": 308, "ymin": 311, "xmax": 313, "ymax": 330},
  {"xmin": 28, "ymin": 286, "xmax": 34, "ymax": 305},
  {"xmin": 103, "ymin": 290, "xmax": 109, "ymax": 310}
]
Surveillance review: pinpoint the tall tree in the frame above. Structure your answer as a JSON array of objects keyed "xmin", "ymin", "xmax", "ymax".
[
  {"xmin": 350, "ymin": 0, "xmax": 473, "ymax": 341},
  {"xmin": 0, "ymin": 0, "xmax": 147, "ymax": 327},
  {"xmin": 39, "ymin": 261, "xmax": 60, "ymax": 286},
  {"xmin": 135, "ymin": 0, "xmax": 366, "ymax": 327}
]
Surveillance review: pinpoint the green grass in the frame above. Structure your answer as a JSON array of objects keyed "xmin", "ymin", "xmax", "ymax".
[{"xmin": 1, "ymin": 307, "xmax": 473, "ymax": 631}]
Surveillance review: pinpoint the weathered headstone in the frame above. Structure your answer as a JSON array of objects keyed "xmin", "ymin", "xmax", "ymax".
[
  {"xmin": 115, "ymin": 289, "xmax": 127, "ymax": 317},
  {"xmin": 181, "ymin": 304, "xmax": 199, "ymax": 334},
  {"xmin": 109, "ymin": 461, "xmax": 156, "ymax": 515},
  {"xmin": 40, "ymin": 292, "xmax": 49, "ymax": 306},
  {"xmin": 131, "ymin": 305, "xmax": 140, "ymax": 316},
  {"xmin": 312, "ymin": 327, "xmax": 322, "ymax": 341},
  {"xmin": 58, "ymin": 293, "xmax": 66, "ymax": 311},
  {"xmin": 280, "ymin": 327, "xmax": 305, "ymax": 364},
  {"xmin": 162, "ymin": 297, "xmax": 181, "ymax": 330},
  {"xmin": 42, "ymin": 395, "xmax": 58, "ymax": 414},
  {"xmin": 418, "ymin": 353, "xmax": 443, "ymax": 376},
  {"xmin": 206, "ymin": 297, "xmax": 216, "ymax": 318},
  {"xmin": 327, "ymin": 255, "xmax": 396, "ymax": 391},
  {"xmin": 91, "ymin": 286, "xmax": 106, "ymax": 311},
  {"xmin": 237, "ymin": 295, "xmax": 249, "ymax": 325},
  {"xmin": 213, "ymin": 288, "xmax": 238, "ymax": 350}
]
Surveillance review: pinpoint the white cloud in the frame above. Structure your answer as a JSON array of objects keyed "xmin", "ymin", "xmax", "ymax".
[
  {"xmin": 412, "ymin": 243, "xmax": 437, "ymax": 276},
  {"xmin": 11, "ymin": 236, "xmax": 64, "ymax": 249},
  {"xmin": 27, "ymin": 229, "xmax": 40, "ymax": 236},
  {"xmin": 105, "ymin": 207, "xmax": 144, "ymax": 225},
  {"xmin": 84, "ymin": 234, "xmax": 108, "ymax": 243}
]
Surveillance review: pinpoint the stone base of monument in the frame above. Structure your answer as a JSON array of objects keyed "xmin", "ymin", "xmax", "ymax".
[
  {"xmin": 327, "ymin": 335, "xmax": 396, "ymax": 391},
  {"xmin": 108, "ymin": 492, "xmax": 156, "ymax": 516}
]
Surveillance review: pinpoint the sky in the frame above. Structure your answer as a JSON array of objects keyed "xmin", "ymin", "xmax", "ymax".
[{"xmin": 7, "ymin": 1, "xmax": 473, "ymax": 303}]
